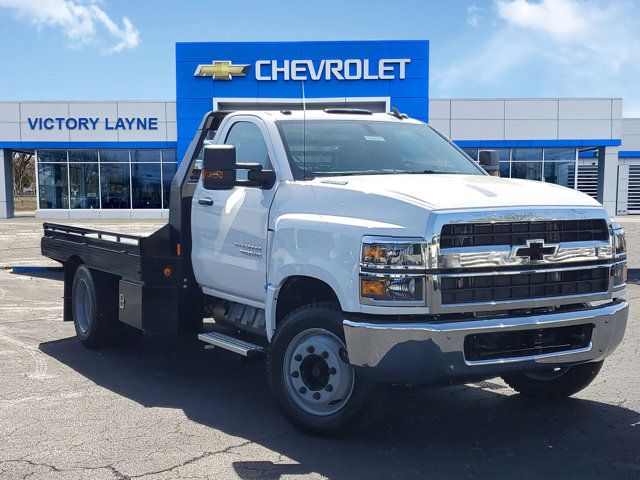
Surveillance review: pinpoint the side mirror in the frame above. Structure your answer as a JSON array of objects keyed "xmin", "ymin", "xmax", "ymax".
[
  {"xmin": 203, "ymin": 145, "xmax": 237, "ymax": 190},
  {"xmin": 478, "ymin": 150, "xmax": 500, "ymax": 176},
  {"xmin": 202, "ymin": 145, "xmax": 276, "ymax": 190}
]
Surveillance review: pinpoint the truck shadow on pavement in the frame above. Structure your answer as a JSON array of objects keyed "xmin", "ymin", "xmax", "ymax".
[{"xmin": 39, "ymin": 335, "xmax": 640, "ymax": 480}]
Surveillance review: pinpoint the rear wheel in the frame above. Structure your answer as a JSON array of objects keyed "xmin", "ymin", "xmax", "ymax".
[
  {"xmin": 71, "ymin": 265, "xmax": 117, "ymax": 348},
  {"xmin": 502, "ymin": 361, "xmax": 604, "ymax": 400},
  {"xmin": 267, "ymin": 302, "xmax": 372, "ymax": 435}
]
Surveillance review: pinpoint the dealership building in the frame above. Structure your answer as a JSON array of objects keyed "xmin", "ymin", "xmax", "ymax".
[{"xmin": 0, "ymin": 39, "xmax": 638, "ymax": 219}]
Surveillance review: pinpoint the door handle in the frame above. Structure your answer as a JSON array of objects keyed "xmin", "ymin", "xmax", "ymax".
[{"xmin": 198, "ymin": 197, "xmax": 214, "ymax": 206}]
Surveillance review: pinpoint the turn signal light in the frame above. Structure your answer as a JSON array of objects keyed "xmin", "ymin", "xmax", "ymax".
[
  {"xmin": 362, "ymin": 245, "xmax": 388, "ymax": 262},
  {"xmin": 360, "ymin": 278, "xmax": 387, "ymax": 297},
  {"xmin": 163, "ymin": 267, "xmax": 173, "ymax": 278},
  {"xmin": 360, "ymin": 275, "xmax": 424, "ymax": 303}
]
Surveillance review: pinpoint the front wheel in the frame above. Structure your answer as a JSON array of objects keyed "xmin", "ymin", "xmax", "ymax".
[
  {"xmin": 267, "ymin": 303, "xmax": 372, "ymax": 435},
  {"xmin": 502, "ymin": 361, "xmax": 604, "ymax": 400}
]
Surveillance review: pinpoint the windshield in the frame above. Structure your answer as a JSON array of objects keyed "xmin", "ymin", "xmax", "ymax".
[{"xmin": 277, "ymin": 120, "xmax": 484, "ymax": 179}]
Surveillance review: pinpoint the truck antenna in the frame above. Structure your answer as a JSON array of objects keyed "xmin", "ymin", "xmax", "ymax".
[{"xmin": 301, "ymin": 81, "xmax": 307, "ymax": 179}]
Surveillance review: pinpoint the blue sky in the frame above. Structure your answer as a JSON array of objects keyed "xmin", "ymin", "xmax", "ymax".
[{"xmin": 0, "ymin": 0, "xmax": 638, "ymax": 115}]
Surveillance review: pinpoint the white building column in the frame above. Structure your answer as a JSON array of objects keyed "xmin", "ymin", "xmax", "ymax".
[
  {"xmin": 597, "ymin": 146, "xmax": 619, "ymax": 217},
  {"xmin": 0, "ymin": 149, "xmax": 14, "ymax": 219},
  {"xmin": 616, "ymin": 162, "xmax": 629, "ymax": 215}
]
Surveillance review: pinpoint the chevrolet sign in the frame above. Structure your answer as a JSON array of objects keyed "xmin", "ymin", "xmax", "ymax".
[{"xmin": 195, "ymin": 58, "xmax": 411, "ymax": 81}]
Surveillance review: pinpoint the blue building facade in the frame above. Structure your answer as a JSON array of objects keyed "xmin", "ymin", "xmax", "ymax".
[{"xmin": 175, "ymin": 40, "xmax": 430, "ymax": 159}]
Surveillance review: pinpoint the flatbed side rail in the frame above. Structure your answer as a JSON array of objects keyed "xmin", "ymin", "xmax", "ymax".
[
  {"xmin": 43, "ymin": 222, "xmax": 142, "ymax": 246},
  {"xmin": 42, "ymin": 222, "xmax": 143, "ymax": 281}
]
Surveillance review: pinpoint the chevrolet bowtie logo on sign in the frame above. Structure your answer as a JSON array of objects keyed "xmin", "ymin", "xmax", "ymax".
[{"xmin": 194, "ymin": 61, "xmax": 250, "ymax": 80}]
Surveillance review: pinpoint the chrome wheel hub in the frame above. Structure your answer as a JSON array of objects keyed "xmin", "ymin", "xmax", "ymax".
[
  {"xmin": 74, "ymin": 278, "xmax": 91, "ymax": 334},
  {"xmin": 283, "ymin": 328, "xmax": 354, "ymax": 416}
]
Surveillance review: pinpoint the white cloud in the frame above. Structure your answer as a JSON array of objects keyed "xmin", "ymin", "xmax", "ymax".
[
  {"xmin": 467, "ymin": 4, "xmax": 483, "ymax": 27},
  {"xmin": 495, "ymin": 0, "xmax": 591, "ymax": 39},
  {"xmin": 0, "ymin": 0, "xmax": 139, "ymax": 54},
  {"xmin": 433, "ymin": 0, "xmax": 640, "ymax": 116}
]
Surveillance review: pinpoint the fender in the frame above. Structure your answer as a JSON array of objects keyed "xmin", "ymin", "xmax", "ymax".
[
  {"xmin": 265, "ymin": 213, "xmax": 363, "ymax": 341},
  {"xmin": 265, "ymin": 264, "xmax": 350, "ymax": 341}
]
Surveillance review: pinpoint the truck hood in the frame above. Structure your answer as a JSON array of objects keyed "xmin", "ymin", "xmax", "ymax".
[{"xmin": 311, "ymin": 174, "xmax": 602, "ymax": 211}]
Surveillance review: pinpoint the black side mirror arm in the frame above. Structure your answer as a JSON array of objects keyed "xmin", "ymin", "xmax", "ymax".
[{"xmin": 237, "ymin": 163, "xmax": 276, "ymax": 189}]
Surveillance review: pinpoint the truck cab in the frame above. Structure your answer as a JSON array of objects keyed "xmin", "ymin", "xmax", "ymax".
[{"xmin": 42, "ymin": 109, "xmax": 629, "ymax": 434}]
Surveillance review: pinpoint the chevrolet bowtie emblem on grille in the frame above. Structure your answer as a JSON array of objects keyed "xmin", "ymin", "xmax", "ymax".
[
  {"xmin": 194, "ymin": 60, "xmax": 250, "ymax": 80},
  {"xmin": 511, "ymin": 239, "xmax": 559, "ymax": 262}
]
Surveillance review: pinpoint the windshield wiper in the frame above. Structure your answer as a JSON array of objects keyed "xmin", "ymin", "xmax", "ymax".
[
  {"xmin": 314, "ymin": 170, "xmax": 402, "ymax": 177},
  {"xmin": 406, "ymin": 169, "xmax": 458, "ymax": 174}
]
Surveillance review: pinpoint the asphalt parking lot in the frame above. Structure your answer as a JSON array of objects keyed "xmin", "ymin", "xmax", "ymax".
[{"xmin": 1, "ymin": 216, "xmax": 639, "ymax": 479}]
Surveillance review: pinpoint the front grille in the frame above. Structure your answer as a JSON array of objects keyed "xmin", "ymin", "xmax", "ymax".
[
  {"xmin": 440, "ymin": 267, "xmax": 609, "ymax": 305},
  {"xmin": 464, "ymin": 324, "xmax": 593, "ymax": 361},
  {"xmin": 440, "ymin": 219, "xmax": 609, "ymax": 248}
]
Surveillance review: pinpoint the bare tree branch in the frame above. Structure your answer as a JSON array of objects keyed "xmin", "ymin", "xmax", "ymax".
[{"xmin": 12, "ymin": 152, "xmax": 35, "ymax": 198}]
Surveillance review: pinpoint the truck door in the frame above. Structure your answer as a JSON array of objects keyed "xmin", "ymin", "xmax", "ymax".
[{"xmin": 191, "ymin": 117, "xmax": 277, "ymax": 304}]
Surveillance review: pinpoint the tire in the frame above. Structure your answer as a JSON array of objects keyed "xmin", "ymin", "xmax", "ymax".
[
  {"xmin": 71, "ymin": 265, "xmax": 117, "ymax": 348},
  {"xmin": 267, "ymin": 302, "xmax": 372, "ymax": 435},
  {"xmin": 502, "ymin": 361, "xmax": 604, "ymax": 400}
]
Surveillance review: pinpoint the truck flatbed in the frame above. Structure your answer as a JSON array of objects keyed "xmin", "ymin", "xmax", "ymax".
[{"xmin": 42, "ymin": 222, "xmax": 146, "ymax": 281}]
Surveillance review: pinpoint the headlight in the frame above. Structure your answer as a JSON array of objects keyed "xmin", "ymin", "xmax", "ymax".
[
  {"xmin": 361, "ymin": 239, "xmax": 425, "ymax": 268},
  {"xmin": 360, "ymin": 238, "xmax": 426, "ymax": 304},
  {"xmin": 611, "ymin": 224, "xmax": 627, "ymax": 288},
  {"xmin": 612, "ymin": 262, "xmax": 627, "ymax": 287},
  {"xmin": 613, "ymin": 228, "xmax": 626, "ymax": 257}
]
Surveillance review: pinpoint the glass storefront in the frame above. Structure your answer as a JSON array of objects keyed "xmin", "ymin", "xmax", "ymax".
[
  {"xmin": 36, "ymin": 146, "xmax": 580, "ymax": 209},
  {"xmin": 36, "ymin": 149, "xmax": 177, "ymax": 209},
  {"xmin": 462, "ymin": 147, "xmax": 578, "ymax": 189}
]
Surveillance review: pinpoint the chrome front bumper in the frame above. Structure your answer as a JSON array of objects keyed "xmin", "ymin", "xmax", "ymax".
[{"xmin": 343, "ymin": 301, "xmax": 629, "ymax": 385}]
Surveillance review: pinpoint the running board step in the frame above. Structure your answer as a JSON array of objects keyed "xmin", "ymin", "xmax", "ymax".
[{"xmin": 198, "ymin": 332, "xmax": 265, "ymax": 357}]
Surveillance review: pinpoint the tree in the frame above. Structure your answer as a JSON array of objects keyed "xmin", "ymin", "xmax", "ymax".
[{"xmin": 12, "ymin": 152, "xmax": 35, "ymax": 196}]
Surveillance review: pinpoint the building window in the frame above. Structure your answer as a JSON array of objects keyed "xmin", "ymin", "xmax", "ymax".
[
  {"xmin": 37, "ymin": 150, "xmax": 67, "ymax": 163},
  {"xmin": 162, "ymin": 149, "xmax": 177, "ymax": 163},
  {"xmin": 512, "ymin": 161, "xmax": 543, "ymax": 181},
  {"xmin": 512, "ymin": 148, "xmax": 542, "ymax": 161},
  {"xmin": 37, "ymin": 163, "xmax": 69, "ymax": 209},
  {"xmin": 132, "ymin": 149, "xmax": 161, "ymax": 162},
  {"xmin": 69, "ymin": 163, "xmax": 99, "ymax": 208},
  {"xmin": 544, "ymin": 161, "xmax": 575, "ymax": 188},
  {"xmin": 493, "ymin": 148, "xmax": 510, "ymax": 162},
  {"xmin": 69, "ymin": 150, "xmax": 98, "ymax": 162},
  {"xmin": 457, "ymin": 146, "xmax": 580, "ymax": 188},
  {"xmin": 544, "ymin": 148, "xmax": 575, "ymax": 161},
  {"xmin": 162, "ymin": 163, "xmax": 177, "ymax": 208},
  {"xmin": 35, "ymin": 148, "xmax": 177, "ymax": 210},
  {"xmin": 99, "ymin": 150, "xmax": 130, "ymax": 162},
  {"xmin": 132, "ymin": 163, "xmax": 162, "ymax": 208},
  {"xmin": 461, "ymin": 148, "xmax": 478, "ymax": 161},
  {"xmin": 100, "ymin": 163, "xmax": 131, "ymax": 209},
  {"xmin": 499, "ymin": 162, "xmax": 510, "ymax": 178}
]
